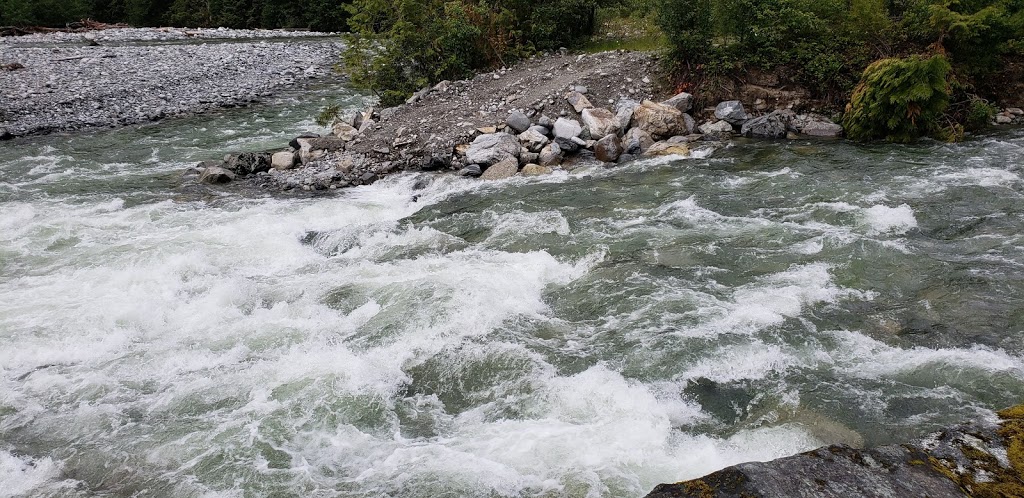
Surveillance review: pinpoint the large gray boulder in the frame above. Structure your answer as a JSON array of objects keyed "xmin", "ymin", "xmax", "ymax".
[
  {"xmin": 566, "ymin": 91, "xmax": 593, "ymax": 113},
  {"xmin": 539, "ymin": 142, "xmax": 563, "ymax": 167},
  {"xmin": 632, "ymin": 100, "xmax": 687, "ymax": 139},
  {"xmin": 271, "ymin": 151, "xmax": 296, "ymax": 170},
  {"xmin": 623, "ymin": 127, "xmax": 654, "ymax": 154},
  {"xmin": 199, "ymin": 166, "xmax": 235, "ymax": 184},
  {"xmin": 594, "ymin": 134, "xmax": 624, "ymax": 163},
  {"xmin": 581, "ymin": 108, "xmax": 619, "ymax": 138},
  {"xmin": 740, "ymin": 111, "xmax": 790, "ymax": 138},
  {"xmin": 553, "ymin": 118, "xmax": 583, "ymax": 139},
  {"xmin": 796, "ymin": 115, "xmax": 844, "ymax": 137},
  {"xmin": 699, "ymin": 120, "xmax": 734, "ymax": 134},
  {"xmin": 466, "ymin": 133, "xmax": 520, "ymax": 166},
  {"xmin": 662, "ymin": 92, "xmax": 693, "ymax": 112},
  {"xmin": 518, "ymin": 129, "xmax": 550, "ymax": 152},
  {"xmin": 480, "ymin": 157, "xmax": 519, "ymax": 180},
  {"xmin": 614, "ymin": 99, "xmax": 640, "ymax": 131},
  {"xmin": 715, "ymin": 100, "xmax": 749, "ymax": 125}
]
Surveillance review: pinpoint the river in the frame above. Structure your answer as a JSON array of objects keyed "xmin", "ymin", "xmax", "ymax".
[{"xmin": 2, "ymin": 84, "xmax": 1023, "ymax": 497}]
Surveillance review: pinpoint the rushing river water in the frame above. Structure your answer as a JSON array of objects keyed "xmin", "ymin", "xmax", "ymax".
[{"xmin": 2, "ymin": 85, "xmax": 1024, "ymax": 497}]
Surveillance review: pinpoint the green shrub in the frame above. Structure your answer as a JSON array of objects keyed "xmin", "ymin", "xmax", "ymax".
[{"xmin": 843, "ymin": 54, "xmax": 952, "ymax": 142}]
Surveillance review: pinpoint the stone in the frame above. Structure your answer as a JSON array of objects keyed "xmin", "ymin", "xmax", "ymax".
[
  {"xmin": 538, "ymin": 115, "xmax": 554, "ymax": 128},
  {"xmin": 199, "ymin": 166, "xmax": 235, "ymax": 184},
  {"xmin": 614, "ymin": 99, "xmax": 640, "ymax": 131},
  {"xmin": 566, "ymin": 91, "xmax": 593, "ymax": 113},
  {"xmin": 506, "ymin": 110, "xmax": 532, "ymax": 133},
  {"xmin": 539, "ymin": 143, "xmax": 563, "ymax": 167},
  {"xmin": 271, "ymin": 151, "xmax": 296, "ymax": 170},
  {"xmin": 458, "ymin": 164, "xmax": 482, "ymax": 177},
  {"xmin": 581, "ymin": 108, "xmax": 619, "ymax": 138},
  {"xmin": 521, "ymin": 151, "xmax": 540, "ymax": 164},
  {"xmin": 802, "ymin": 119, "xmax": 844, "ymax": 138},
  {"xmin": 682, "ymin": 113, "xmax": 697, "ymax": 134},
  {"xmin": 554, "ymin": 136, "xmax": 580, "ymax": 154},
  {"xmin": 699, "ymin": 120, "xmax": 735, "ymax": 134},
  {"xmin": 594, "ymin": 134, "xmax": 624, "ymax": 163},
  {"xmin": 528, "ymin": 125, "xmax": 551, "ymax": 136},
  {"xmin": 740, "ymin": 110, "xmax": 790, "ymax": 138},
  {"xmin": 617, "ymin": 153, "xmax": 637, "ymax": 164},
  {"xmin": 995, "ymin": 114, "xmax": 1012, "ymax": 124},
  {"xmin": 224, "ymin": 152, "xmax": 271, "ymax": 175},
  {"xmin": 432, "ymin": 80, "xmax": 451, "ymax": 93},
  {"xmin": 1007, "ymin": 107, "xmax": 1023, "ymax": 116},
  {"xmin": 518, "ymin": 129, "xmax": 550, "ymax": 152},
  {"xmin": 715, "ymin": 100, "xmax": 749, "ymax": 125},
  {"xmin": 632, "ymin": 100, "xmax": 687, "ymax": 139},
  {"xmin": 521, "ymin": 164, "xmax": 553, "ymax": 176},
  {"xmin": 662, "ymin": 92, "xmax": 693, "ymax": 112},
  {"xmin": 553, "ymin": 118, "xmax": 583, "ymax": 139},
  {"xmin": 466, "ymin": 133, "xmax": 520, "ymax": 166},
  {"xmin": 289, "ymin": 133, "xmax": 319, "ymax": 150},
  {"xmin": 644, "ymin": 142, "xmax": 690, "ymax": 157},
  {"xmin": 332, "ymin": 122, "xmax": 359, "ymax": 141},
  {"xmin": 480, "ymin": 157, "xmax": 519, "ymax": 180},
  {"xmin": 623, "ymin": 127, "xmax": 654, "ymax": 154}
]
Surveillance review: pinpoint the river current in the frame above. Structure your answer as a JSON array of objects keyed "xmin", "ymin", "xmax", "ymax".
[{"xmin": 2, "ymin": 85, "xmax": 1024, "ymax": 497}]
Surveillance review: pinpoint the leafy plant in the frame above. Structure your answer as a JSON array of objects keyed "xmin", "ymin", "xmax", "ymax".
[{"xmin": 842, "ymin": 54, "xmax": 952, "ymax": 142}]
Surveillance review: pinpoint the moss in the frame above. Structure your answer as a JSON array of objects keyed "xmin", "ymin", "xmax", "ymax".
[
  {"xmin": 681, "ymin": 480, "xmax": 716, "ymax": 498},
  {"xmin": 927, "ymin": 404, "xmax": 1024, "ymax": 498}
]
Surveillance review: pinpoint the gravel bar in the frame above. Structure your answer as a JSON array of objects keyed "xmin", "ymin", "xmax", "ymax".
[{"xmin": 0, "ymin": 28, "xmax": 345, "ymax": 138}]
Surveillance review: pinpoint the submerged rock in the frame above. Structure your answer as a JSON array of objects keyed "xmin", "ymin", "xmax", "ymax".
[{"xmin": 645, "ymin": 405, "xmax": 1024, "ymax": 498}]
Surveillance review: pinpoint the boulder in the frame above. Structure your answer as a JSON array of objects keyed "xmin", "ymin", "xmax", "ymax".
[
  {"xmin": 554, "ymin": 136, "xmax": 580, "ymax": 154},
  {"xmin": 506, "ymin": 110, "xmax": 532, "ymax": 133},
  {"xmin": 539, "ymin": 143, "xmax": 563, "ymax": 167},
  {"xmin": 332, "ymin": 122, "xmax": 359, "ymax": 141},
  {"xmin": 553, "ymin": 118, "xmax": 583, "ymax": 139},
  {"xmin": 521, "ymin": 151, "xmax": 540, "ymax": 164},
  {"xmin": 614, "ymin": 99, "xmax": 640, "ymax": 131},
  {"xmin": 662, "ymin": 92, "xmax": 693, "ymax": 112},
  {"xmin": 699, "ymin": 120, "xmax": 735, "ymax": 134},
  {"xmin": 199, "ymin": 166, "xmax": 235, "ymax": 184},
  {"xmin": 289, "ymin": 133, "xmax": 320, "ymax": 150},
  {"xmin": 480, "ymin": 157, "xmax": 519, "ymax": 180},
  {"xmin": 528, "ymin": 125, "xmax": 551, "ymax": 137},
  {"xmin": 594, "ymin": 134, "xmax": 624, "ymax": 163},
  {"xmin": 740, "ymin": 110, "xmax": 790, "ymax": 138},
  {"xmin": 644, "ymin": 142, "xmax": 690, "ymax": 157},
  {"xmin": 624, "ymin": 127, "xmax": 654, "ymax": 154},
  {"xmin": 224, "ymin": 152, "xmax": 271, "ymax": 175},
  {"xmin": 581, "ymin": 108, "xmax": 619, "ymax": 138},
  {"xmin": 458, "ymin": 164, "xmax": 482, "ymax": 177},
  {"xmin": 802, "ymin": 119, "xmax": 843, "ymax": 137},
  {"xmin": 715, "ymin": 100, "xmax": 749, "ymax": 125},
  {"xmin": 566, "ymin": 91, "xmax": 593, "ymax": 113},
  {"xmin": 518, "ymin": 129, "xmax": 550, "ymax": 153},
  {"xmin": 632, "ymin": 100, "xmax": 687, "ymax": 139},
  {"xmin": 682, "ymin": 113, "xmax": 697, "ymax": 134},
  {"xmin": 521, "ymin": 164, "xmax": 553, "ymax": 176},
  {"xmin": 271, "ymin": 151, "xmax": 296, "ymax": 170},
  {"xmin": 466, "ymin": 133, "xmax": 520, "ymax": 166}
]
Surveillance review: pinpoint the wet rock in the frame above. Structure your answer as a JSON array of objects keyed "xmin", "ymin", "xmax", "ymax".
[
  {"xmin": 646, "ymin": 405, "xmax": 1024, "ymax": 498},
  {"xmin": 554, "ymin": 136, "xmax": 580, "ymax": 154},
  {"xmin": 802, "ymin": 119, "xmax": 844, "ymax": 137},
  {"xmin": 539, "ymin": 142, "xmax": 563, "ymax": 167},
  {"xmin": 624, "ymin": 127, "xmax": 654, "ymax": 154},
  {"xmin": 521, "ymin": 163, "xmax": 553, "ymax": 176},
  {"xmin": 632, "ymin": 100, "xmax": 687, "ymax": 139},
  {"xmin": 480, "ymin": 157, "xmax": 519, "ymax": 180},
  {"xmin": 644, "ymin": 142, "xmax": 690, "ymax": 157},
  {"xmin": 566, "ymin": 91, "xmax": 593, "ymax": 113},
  {"xmin": 225, "ymin": 152, "xmax": 271, "ymax": 175},
  {"xmin": 581, "ymin": 108, "xmax": 619, "ymax": 138},
  {"xmin": 699, "ymin": 120, "xmax": 735, "ymax": 134},
  {"xmin": 614, "ymin": 98, "xmax": 640, "ymax": 131},
  {"xmin": 271, "ymin": 151, "xmax": 296, "ymax": 170},
  {"xmin": 741, "ymin": 110, "xmax": 790, "ymax": 138},
  {"xmin": 506, "ymin": 110, "xmax": 532, "ymax": 133},
  {"xmin": 715, "ymin": 100, "xmax": 749, "ymax": 125},
  {"xmin": 594, "ymin": 134, "xmax": 624, "ymax": 163},
  {"xmin": 458, "ymin": 164, "xmax": 483, "ymax": 177},
  {"xmin": 199, "ymin": 166, "xmax": 235, "ymax": 184},
  {"xmin": 662, "ymin": 91, "xmax": 693, "ymax": 112},
  {"xmin": 466, "ymin": 133, "xmax": 520, "ymax": 166},
  {"xmin": 553, "ymin": 117, "xmax": 583, "ymax": 139}
]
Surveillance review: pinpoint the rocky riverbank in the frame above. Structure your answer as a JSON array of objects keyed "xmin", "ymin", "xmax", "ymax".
[
  {"xmin": 0, "ymin": 28, "xmax": 344, "ymax": 138},
  {"xmin": 192, "ymin": 50, "xmax": 850, "ymax": 192},
  {"xmin": 645, "ymin": 405, "xmax": 1024, "ymax": 498}
]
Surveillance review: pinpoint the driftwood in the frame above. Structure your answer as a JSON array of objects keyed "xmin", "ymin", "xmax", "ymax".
[{"xmin": 0, "ymin": 19, "xmax": 130, "ymax": 38}]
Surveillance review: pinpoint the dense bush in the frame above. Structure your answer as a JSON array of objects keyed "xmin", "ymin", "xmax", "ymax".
[
  {"xmin": 342, "ymin": 0, "xmax": 601, "ymax": 107},
  {"xmin": 842, "ymin": 54, "xmax": 951, "ymax": 142}
]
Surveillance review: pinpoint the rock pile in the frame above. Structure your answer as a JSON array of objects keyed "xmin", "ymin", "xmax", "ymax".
[{"xmin": 995, "ymin": 107, "xmax": 1024, "ymax": 125}]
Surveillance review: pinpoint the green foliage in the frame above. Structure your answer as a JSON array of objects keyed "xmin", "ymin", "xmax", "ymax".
[
  {"xmin": 0, "ymin": 0, "xmax": 92, "ymax": 26},
  {"xmin": 842, "ymin": 54, "xmax": 952, "ymax": 142},
  {"xmin": 343, "ymin": 0, "xmax": 600, "ymax": 106},
  {"xmin": 315, "ymin": 104, "xmax": 342, "ymax": 127}
]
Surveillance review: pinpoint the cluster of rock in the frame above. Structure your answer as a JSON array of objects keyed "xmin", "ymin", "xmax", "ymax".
[
  {"xmin": 0, "ymin": 27, "xmax": 337, "ymax": 46},
  {"xmin": 645, "ymin": 405, "xmax": 1024, "ymax": 498},
  {"xmin": 200, "ymin": 87, "xmax": 846, "ymax": 189},
  {"xmin": 0, "ymin": 30, "xmax": 343, "ymax": 138},
  {"xmin": 994, "ymin": 107, "xmax": 1024, "ymax": 125}
]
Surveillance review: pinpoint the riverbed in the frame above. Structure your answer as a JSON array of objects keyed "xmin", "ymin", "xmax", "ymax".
[{"xmin": 2, "ymin": 81, "xmax": 1024, "ymax": 497}]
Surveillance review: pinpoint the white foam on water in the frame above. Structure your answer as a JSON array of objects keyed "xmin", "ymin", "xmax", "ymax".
[
  {"xmin": 0, "ymin": 451, "xmax": 74, "ymax": 498},
  {"xmin": 861, "ymin": 204, "xmax": 918, "ymax": 235}
]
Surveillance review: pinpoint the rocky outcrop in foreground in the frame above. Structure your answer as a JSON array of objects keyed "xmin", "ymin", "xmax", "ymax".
[{"xmin": 646, "ymin": 405, "xmax": 1024, "ymax": 498}]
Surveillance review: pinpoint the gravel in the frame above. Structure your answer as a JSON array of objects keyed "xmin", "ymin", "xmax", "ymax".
[{"xmin": 0, "ymin": 28, "xmax": 345, "ymax": 138}]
